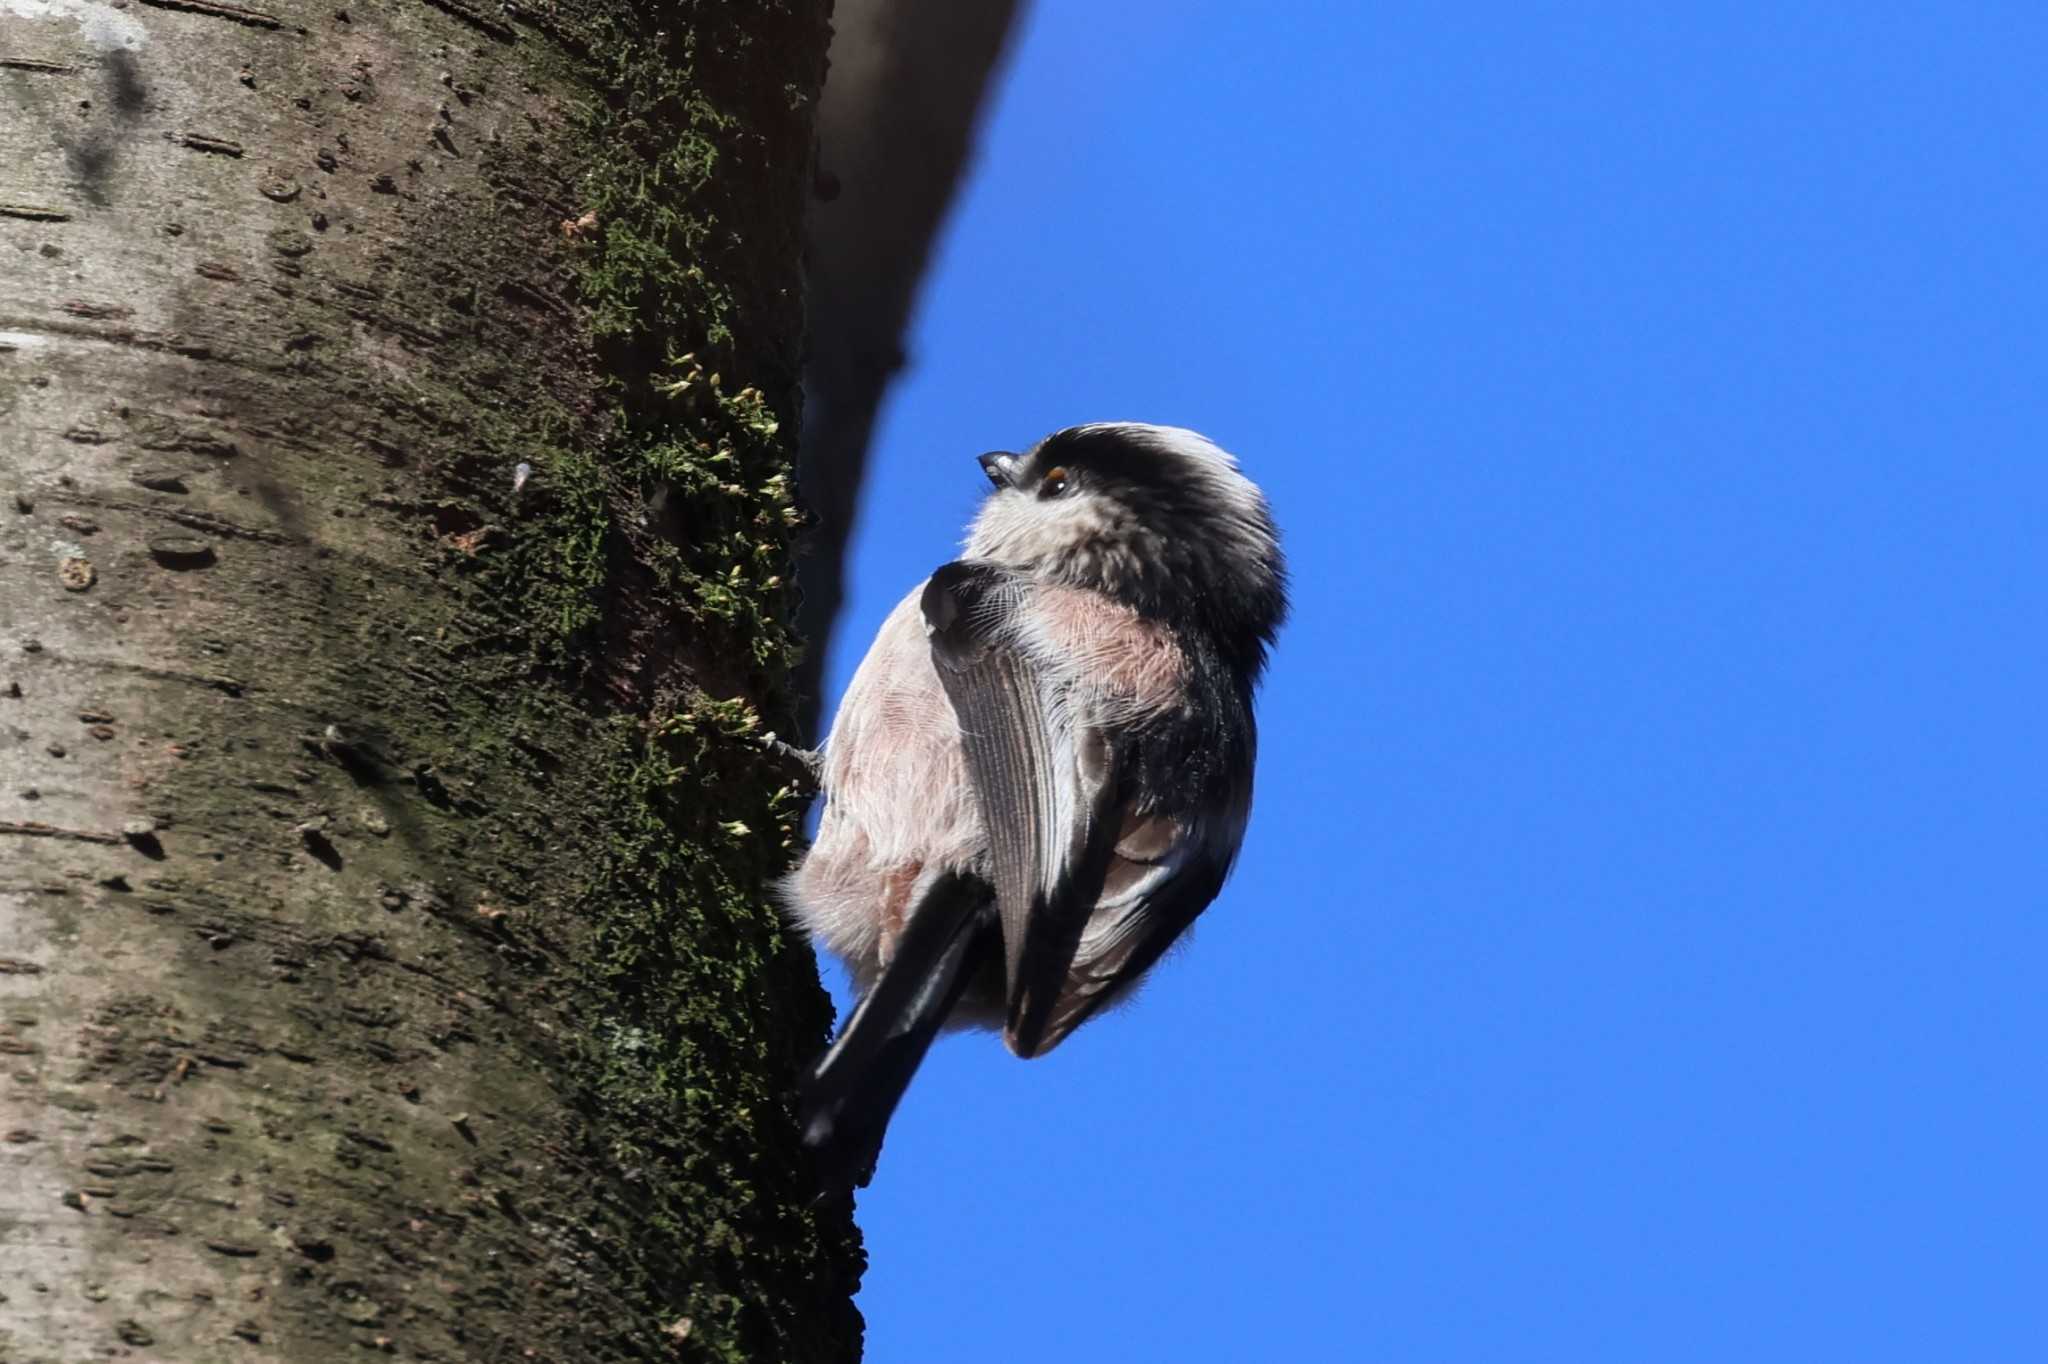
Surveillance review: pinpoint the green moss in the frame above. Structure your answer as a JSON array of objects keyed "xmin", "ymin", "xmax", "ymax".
[
  {"xmin": 474, "ymin": 15, "xmax": 809, "ymax": 673},
  {"xmin": 441, "ymin": 3, "xmax": 861, "ymax": 1359},
  {"xmin": 572, "ymin": 706, "xmax": 843, "ymax": 1361}
]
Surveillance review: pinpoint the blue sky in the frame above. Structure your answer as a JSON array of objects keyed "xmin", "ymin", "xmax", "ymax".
[{"xmin": 812, "ymin": 5, "xmax": 2046, "ymax": 1359}]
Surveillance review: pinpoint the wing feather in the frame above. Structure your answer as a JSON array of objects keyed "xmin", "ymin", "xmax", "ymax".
[
  {"xmin": 924, "ymin": 562, "xmax": 1119, "ymax": 1056},
  {"xmin": 924, "ymin": 560, "xmax": 1248, "ymax": 1058}
]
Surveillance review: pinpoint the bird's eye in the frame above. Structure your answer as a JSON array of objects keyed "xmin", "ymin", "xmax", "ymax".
[{"xmin": 1038, "ymin": 466, "xmax": 1072, "ymax": 499}]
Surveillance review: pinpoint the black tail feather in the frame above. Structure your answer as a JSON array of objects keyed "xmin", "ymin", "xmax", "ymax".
[{"xmin": 801, "ymin": 872, "xmax": 998, "ymax": 1193}]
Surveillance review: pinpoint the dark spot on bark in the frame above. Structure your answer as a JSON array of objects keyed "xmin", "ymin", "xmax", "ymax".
[
  {"xmin": 326, "ymin": 743, "xmax": 393, "ymax": 788},
  {"xmin": 63, "ymin": 51, "xmax": 148, "ymax": 205},
  {"xmin": 204, "ymin": 1240, "xmax": 261, "ymax": 1257},
  {"xmin": 182, "ymin": 133, "xmax": 245, "ymax": 157},
  {"xmin": 431, "ymin": 501, "xmax": 483, "ymax": 536},
  {"xmin": 247, "ymin": 477, "xmax": 309, "ymax": 538},
  {"xmin": 299, "ymin": 823, "xmax": 342, "ymax": 869},
  {"xmin": 106, "ymin": 50, "xmax": 145, "ymax": 114},
  {"xmin": 148, "ymin": 534, "xmax": 217, "ymax": 569},
  {"xmin": 409, "ymin": 765, "xmax": 451, "ymax": 808}
]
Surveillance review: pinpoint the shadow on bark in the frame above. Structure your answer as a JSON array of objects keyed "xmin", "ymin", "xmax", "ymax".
[{"xmin": 793, "ymin": 0, "xmax": 1028, "ymax": 737}]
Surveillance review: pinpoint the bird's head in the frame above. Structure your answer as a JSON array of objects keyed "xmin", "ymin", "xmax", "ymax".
[{"xmin": 965, "ymin": 422, "xmax": 1288, "ymax": 675}]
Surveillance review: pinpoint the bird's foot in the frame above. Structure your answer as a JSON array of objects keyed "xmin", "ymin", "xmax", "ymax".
[{"xmin": 757, "ymin": 731, "xmax": 822, "ymax": 796}]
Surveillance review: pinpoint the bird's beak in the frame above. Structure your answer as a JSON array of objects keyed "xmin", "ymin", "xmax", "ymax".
[{"xmin": 978, "ymin": 451, "xmax": 1020, "ymax": 489}]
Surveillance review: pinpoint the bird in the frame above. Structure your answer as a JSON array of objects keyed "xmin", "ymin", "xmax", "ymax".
[{"xmin": 781, "ymin": 421, "xmax": 1287, "ymax": 1191}]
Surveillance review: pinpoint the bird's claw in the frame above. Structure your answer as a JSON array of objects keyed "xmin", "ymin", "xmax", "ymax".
[{"xmin": 757, "ymin": 731, "xmax": 822, "ymax": 796}]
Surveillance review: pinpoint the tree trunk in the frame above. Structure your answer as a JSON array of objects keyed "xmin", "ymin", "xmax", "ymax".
[
  {"xmin": 792, "ymin": 0, "xmax": 1023, "ymax": 737},
  {"xmin": 0, "ymin": 3, "xmax": 861, "ymax": 1361}
]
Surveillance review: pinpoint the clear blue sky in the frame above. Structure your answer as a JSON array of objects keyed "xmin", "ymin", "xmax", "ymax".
[{"xmin": 813, "ymin": 5, "xmax": 2046, "ymax": 1359}]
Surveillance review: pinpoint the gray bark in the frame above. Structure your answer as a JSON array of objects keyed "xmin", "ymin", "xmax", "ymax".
[{"xmin": 0, "ymin": 2, "xmax": 860, "ymax": 1359}]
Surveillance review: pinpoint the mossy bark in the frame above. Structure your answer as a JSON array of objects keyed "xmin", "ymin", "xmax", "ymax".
[{"xmin": 0, "ymin": 2, "xmax": 861, "ymax": 1360}]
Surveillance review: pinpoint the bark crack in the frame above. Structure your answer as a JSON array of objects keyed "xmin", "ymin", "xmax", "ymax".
[
  {"xmin": 0, "ymin": 820, "xmax": 123, "ymax": 845},
  {"xmin": 135, "ymin": 0, "xmax": 284, "ymax": 29}
]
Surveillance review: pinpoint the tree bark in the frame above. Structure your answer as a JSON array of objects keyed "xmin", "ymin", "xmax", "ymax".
[{"xmin": 0, "ymin": 3, "xmax": 861, "ymax": 1360}]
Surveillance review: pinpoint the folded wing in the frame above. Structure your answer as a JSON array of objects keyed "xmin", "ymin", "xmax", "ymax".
[{"xmin": 923, "ymin": 561, "xmax": 1233, "ymax": 1057}]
